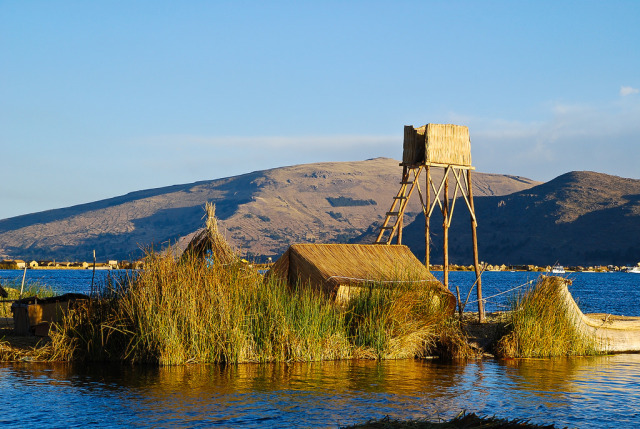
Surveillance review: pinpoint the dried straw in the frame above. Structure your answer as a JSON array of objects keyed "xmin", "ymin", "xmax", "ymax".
[
  {"xmin": 403, "ymin": 123, "xmax": 472, "ymax": 166},
  {"xmin": 181, "ymin": 203, "xmax": 238, "ymax": 265},
  {"xmin": 267, "ymin": 244, "xmax": 455, "ymax": 309}
]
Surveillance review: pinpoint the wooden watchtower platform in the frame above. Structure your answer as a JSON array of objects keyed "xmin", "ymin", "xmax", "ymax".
[{"xmin": 374, "ymin": 124, "xmax": 485, "ymax": 321}]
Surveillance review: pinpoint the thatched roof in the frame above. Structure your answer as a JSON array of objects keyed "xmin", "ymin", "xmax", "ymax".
[
  {"xmin": 403, "ymin": 123, "xmax": 472, "ymax": 167},
  {"xmin": 267, "ymin": 243, "xmax": 455, "ymax": 308},
  {"xmin": 179, "ymin": 203, "xmax": 238, "ymax": 265}
]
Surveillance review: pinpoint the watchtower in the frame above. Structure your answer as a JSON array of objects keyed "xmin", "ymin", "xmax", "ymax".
[{"xmin": 374, "ymin": 124, "xmax": 484, "ymax": 321}]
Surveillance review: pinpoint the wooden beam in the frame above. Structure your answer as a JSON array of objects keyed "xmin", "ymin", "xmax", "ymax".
[
  {"xmin": 425, "ymin": 165, "xmax": 431, "ymax": 269},
  {"xmin": 468, "ymin": 169, "xmax": 485, "ymax": 323},
  {"xmin": 401, "ymin": 161, "xmax": 476, "ymax": 170},
  {"xmin": 452, "ymin": 166, "xmax": 477, "ymax": 224},
  {"xmin": 443, "ymin": 170, "xmax": 449, "ymax": 293}
]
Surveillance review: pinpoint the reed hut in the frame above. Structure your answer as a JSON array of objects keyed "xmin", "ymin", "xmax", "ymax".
[
  {"xmin": 402, "ymin": 123, "xmax": 471, "ymax": 166},
  {"xmin": 267, "ymin": 243, "xmax": 455, "ymax": 311},
  {"xmin": 179, "ymin": 203, "xmax": 238, "ymax": 265}
]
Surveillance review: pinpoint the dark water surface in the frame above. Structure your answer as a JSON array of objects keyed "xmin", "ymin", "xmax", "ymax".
[
  {"xmin": 2, "ymin": 356, "xmax": 640, "ymax": 428},
  {"xmin": 2, "ymin": 270, "xmax": 640, "ymax": 427}
]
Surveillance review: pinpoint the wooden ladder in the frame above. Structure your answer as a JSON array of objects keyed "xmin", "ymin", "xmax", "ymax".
[{"xmin": 374, "ymin": 165, "xmax": 423, "ymax": 244}]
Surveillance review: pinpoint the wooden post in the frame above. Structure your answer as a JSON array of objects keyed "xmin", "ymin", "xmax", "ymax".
[
  {"xmin": 468, "ymin": 169, "xmax": 485, "ymax": 322},
  {"xmin": 91, "ymin": 249, "xmax": 96, "ymax": 296},
  {"xmin": 425, "ymin": 165, "xmax": 430, "ymax": 269},
  {"xmin": 19, "ymin": 265, "xmax": 27, "ymax": 298},
  {"xmin": 443, "ymin": 171, "xmax": 449, "ymax": 292}
]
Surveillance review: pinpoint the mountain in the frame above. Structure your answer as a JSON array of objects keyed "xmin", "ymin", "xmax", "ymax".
[
  {"xmin": 401, "ymin": 171, "xmax": 640, "ymax": 267},
  {"xmin": 0, "ymin": 158, "xmax": 539, "ymax": 262}
]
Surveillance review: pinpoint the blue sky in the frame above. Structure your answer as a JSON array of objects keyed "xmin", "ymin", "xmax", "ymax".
[{"xmin": 1, "ymin": 1, "xmax": 639, "ymax": 219}]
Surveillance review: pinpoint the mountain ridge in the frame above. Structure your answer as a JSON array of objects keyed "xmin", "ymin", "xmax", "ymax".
[
  {"xmin": 0, "ymin": 158, "xmax": 540, "ymax": 261},
  {"xmin": 400, "ymin": 170, "xmax": 640, "ymax": 266}
]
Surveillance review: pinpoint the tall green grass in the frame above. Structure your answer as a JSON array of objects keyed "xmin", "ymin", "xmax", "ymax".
[
  {"xmin": 496, "ymin": 276, "xmax": 598, "ymax": 358},
  {"xmin": 50, "ymin": 252, "xmax": 463, "ymax": 364}
]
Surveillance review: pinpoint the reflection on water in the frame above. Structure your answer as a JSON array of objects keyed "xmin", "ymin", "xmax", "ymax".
[
  {"xmin": 2, "ymin": 269, "xmax": 640, "ymax": 427},
  {"xmin": 2, "ymin": 355, "xmax": 640, "ymax": 428}
]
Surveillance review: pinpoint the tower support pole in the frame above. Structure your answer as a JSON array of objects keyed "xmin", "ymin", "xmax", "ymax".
[
  {"xmin": 468, "ymin": 169, "xmax": 485, "ymax": 322},
  {"xmin": 443, "ymin": 171, "xmax": 449, "ymax": 292},
  {"xmin": 425, "ymin": 165, "xmax": 430, "ymax": 269}
]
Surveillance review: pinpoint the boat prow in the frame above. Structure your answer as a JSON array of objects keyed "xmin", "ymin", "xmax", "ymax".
[{"xmin": 555, "ymin": 277, "xmax": 640, "ymax": 353}]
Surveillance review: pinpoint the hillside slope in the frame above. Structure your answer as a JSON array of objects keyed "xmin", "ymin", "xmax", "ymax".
[
  {"xmin": 0, "ymin": 158, "xmax": 539, "ymax": 261},
  {"xmin": 401, "ymin": 171, "xmax": 640, "ymax": 266}
]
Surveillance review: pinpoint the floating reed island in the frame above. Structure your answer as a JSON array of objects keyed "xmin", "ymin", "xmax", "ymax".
[
  {"xmin": 2, "ymin": 204, "xmax": 638, "ymax": 363},
  {"xmin": 1, "ymin": 204, "xmax": 468, "ymax": 364}
]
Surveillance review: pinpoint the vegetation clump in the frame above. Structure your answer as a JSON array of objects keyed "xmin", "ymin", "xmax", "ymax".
[
  {"xmin": 342, "ymin": 412, "xmax": 561, "ymax": 428},
  {"xmin": 47, "ymin": 252, "xmax": 464, "ymax": 364},
  {"xmin": 496, "ymin": 276, "xmax": 598, "ymax": 358}
]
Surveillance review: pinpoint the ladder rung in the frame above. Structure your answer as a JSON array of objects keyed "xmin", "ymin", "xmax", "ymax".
[
  {"xmin": 379, "ymin": 226, "xmax": 394, "ymax": 230},
  {"xmin": 393, "ymin": 196, "xmax": 407, "ymax": 200},
  {"xmin": 400, "ymin": 181, "xmax": 413, "ymax": 184},
  {"xmin": 386, "ymin": 211, "xmax": 400, "ymax": 216}
]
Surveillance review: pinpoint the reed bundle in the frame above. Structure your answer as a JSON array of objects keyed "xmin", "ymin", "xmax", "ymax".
[{"xmin": 496, "ymin": 276, "xmax": 598, "ymax": 358}]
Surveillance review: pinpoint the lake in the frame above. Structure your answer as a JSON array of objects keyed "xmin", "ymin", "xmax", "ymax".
[
  {"xmin": 3, "ymin": 268, "xmax": 639, "ymax": 315},
  {"xmin": 1, "ymin": 270, "xmax": 640, "ymax": 427}
]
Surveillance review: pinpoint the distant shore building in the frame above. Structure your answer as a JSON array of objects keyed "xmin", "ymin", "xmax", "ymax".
[{"xmin": 0, "ymin": 259, "xmax": 26, "ymax": 269}]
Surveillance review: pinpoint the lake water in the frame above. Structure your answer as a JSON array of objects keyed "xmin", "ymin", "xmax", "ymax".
[
  {"xmin": 4, "ymin": 268, "xmax": 638, "ymax": 315},
  {"xmin": 2, "ymin": 355, "xmax": 640, "ymax": 428},
  {"xmin": 1, "ymin": 270, "xmax": 640, "ymax": 427}
]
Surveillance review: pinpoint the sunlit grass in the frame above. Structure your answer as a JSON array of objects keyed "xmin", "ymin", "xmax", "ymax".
[
  {"xmin": 49, "ymin": 251, "xmax": 463, "ymax": 364},
  {"xmin": 496, "ymin": 276, "xmax": 598, "ymax": 358}
]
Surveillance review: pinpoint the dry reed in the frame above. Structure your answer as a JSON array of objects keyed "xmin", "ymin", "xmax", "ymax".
[
  {"xmin": 43, "ymin": 205, "xmax": 463, "ymax": 364},
  {"xmin": 47, "ymin": 250, "xmax": 463, "ymax": 364},
  {"xmin": 496, "ymin": 276, "xmax": 598, "ymax": 358},
  {"xmin": 403, "ymin": 123, "xmax": 472, "ymax": 166}
]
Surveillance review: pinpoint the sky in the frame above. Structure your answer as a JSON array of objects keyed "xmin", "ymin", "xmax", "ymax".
[{"xmin": 1, "ymin": 1, "xmax": 639, "ymax": 220}]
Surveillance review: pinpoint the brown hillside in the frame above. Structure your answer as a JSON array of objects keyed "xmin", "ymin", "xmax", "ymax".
[
  {"xmin": 0, "ymin": 158, "xmax": 540, "ymax": 261},
  {"xmin": 402, "ymin": 171, "xmax": 640, "ymax": 266}
]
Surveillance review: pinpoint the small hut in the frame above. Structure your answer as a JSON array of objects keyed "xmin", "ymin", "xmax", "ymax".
[
  {"xmin": 178, "ymin": 203, "xmax": 238, "ymax": 265},
  {"xmin": 267, "ymin": 243, "xmax": 455, "ymax": 310}
]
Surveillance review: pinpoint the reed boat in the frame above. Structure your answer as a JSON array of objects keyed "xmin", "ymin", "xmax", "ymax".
[{"xmin": 556, "ymin": 278, "xmax": 640, "ymax": 353}]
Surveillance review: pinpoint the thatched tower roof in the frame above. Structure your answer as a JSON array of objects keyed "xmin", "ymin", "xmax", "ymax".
[
  {"xmin": 267, "ymin": 243, "xmax": 455, "ymax": 309},
  {"xmin": 403, "ymin": 123, "xmax": 472, "ymax": 166}
]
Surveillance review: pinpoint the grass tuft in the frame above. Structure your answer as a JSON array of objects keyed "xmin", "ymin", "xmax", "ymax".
[{"xmin": 496, "ymin": 276, "xmax": 598, "ymax": 358}]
